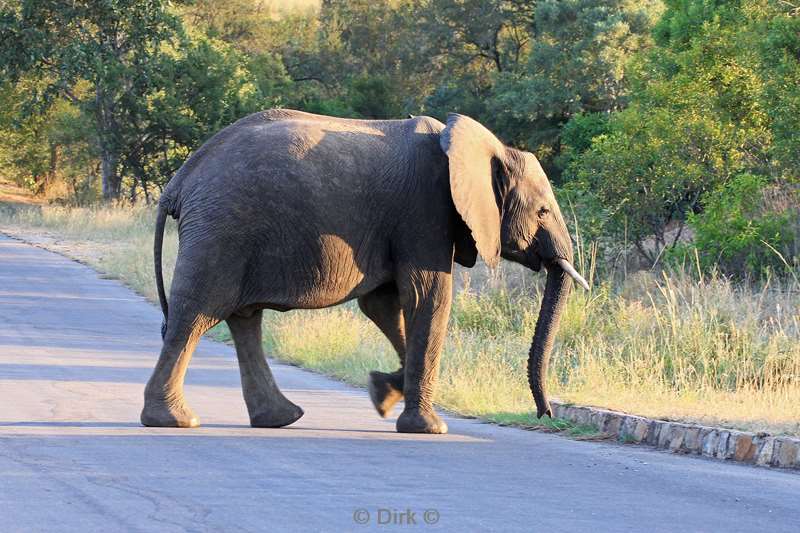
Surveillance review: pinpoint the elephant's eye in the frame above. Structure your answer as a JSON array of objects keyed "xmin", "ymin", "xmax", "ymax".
[{"xmin": 537, "ymin": 206, "xmax": 550, "ymax": 218}]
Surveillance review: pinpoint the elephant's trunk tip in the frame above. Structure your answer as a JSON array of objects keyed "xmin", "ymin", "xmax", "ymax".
[{"xmin": 536, "ymin": 403, "xmax": 552, "ymax": 419}]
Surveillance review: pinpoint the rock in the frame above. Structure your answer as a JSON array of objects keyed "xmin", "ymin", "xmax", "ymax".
[
  {"xmin": 619, "ymin": 417, "xmax": 636, "ymax": 442},
  {"xmin": 775, "ymin": 440, "xmax": 799, "ymax": 468},
  {"xmin": 733, "ymin": 434, "xmax": 757, "ymax": 462},
  {"xmin": 702, "ymin": 430, "xmax": 719, "ymax": 457},
  {"xmin": 756, "ymin": 438, "xmax": 775, "ymax": 466},
  {"xmin": 633, "ymin": 420, "xmax": 650, "ymax": 443},
  {"xmin": 669, "ymin": 426, "xmax": 685, "ymax": 452},
  {"xmin": 682, "ymin": 427, "xmax": 701, "ymax": 454},
  {"xmin": 657, "ymin": 422, "xmax": 672, "ymax": 448},
  {"xmin": 592, "ymin": 412, "xmax": 607, "ymax": 430},
  {"xmin": 646, "ymin": 422, "xmax": 662, "ymax": 446},
  {"xmin": 536, "ymin": 401, "xmax": 798, "ymax": 470},
  {"xmin": 605, "ymin": 414, "xmax": 622, "ymax": 435},
  {"xmin": 717, "ymin": 431, "xmax": 732, "ymax": 459}
]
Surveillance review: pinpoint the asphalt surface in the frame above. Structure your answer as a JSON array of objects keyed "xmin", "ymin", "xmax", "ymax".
[{"xmin": 0, "ymin": 232, "xmax": 798, "ymax": 532}]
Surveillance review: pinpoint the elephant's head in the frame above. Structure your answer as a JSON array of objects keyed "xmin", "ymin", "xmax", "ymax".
[{"xmin": 440, "ymin": 113, "xmax": 589, "ymax": 418}]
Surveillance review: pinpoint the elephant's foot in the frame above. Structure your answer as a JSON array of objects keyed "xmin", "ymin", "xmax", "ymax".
[
  {"xmin": 396, "ymin": 407, "xmax": 448, "ymax": 434},
  {"xmin": 141, "ymin": 398, "xmax": 200, "ymax": 428},
  {"xmin": 368, "ymin": 370, "xmax": 404, "ymax": 418},
  {"xmin": 249, "ymin": 396, "xmax": 304, "ymax": 428}
]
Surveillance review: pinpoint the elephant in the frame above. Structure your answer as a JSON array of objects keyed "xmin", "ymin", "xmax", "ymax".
[{"xmin": 141, "ymin": 108, "xmax": 589, "ymax": 434}]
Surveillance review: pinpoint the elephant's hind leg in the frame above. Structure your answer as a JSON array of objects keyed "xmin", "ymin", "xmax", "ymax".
[
  {"xmin": 358, "ymin": 285, "xmax": 406, "ymax": 418},
  {"xmin": 141, "ymin": 300, "xmax": 217, "ymax": 428},
  {"xmin": 228, "ymin": 310, "xmax": 304, "ymax": 428}
]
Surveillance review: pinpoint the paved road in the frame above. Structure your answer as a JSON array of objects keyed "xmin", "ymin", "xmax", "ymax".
[{"xmin": 0, "ymin": 233, "xmax": 798, "ymax": 532}]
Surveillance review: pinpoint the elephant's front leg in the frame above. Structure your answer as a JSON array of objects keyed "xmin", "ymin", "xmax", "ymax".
[{"xmin": 396, "ymin": 270, "xmax": 452, "ymax": 434}]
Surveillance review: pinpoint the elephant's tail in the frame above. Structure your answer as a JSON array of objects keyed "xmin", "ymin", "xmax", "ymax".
[{"xmin": 154, "ymin": 201, "xmax": 169, "ymax": 339}]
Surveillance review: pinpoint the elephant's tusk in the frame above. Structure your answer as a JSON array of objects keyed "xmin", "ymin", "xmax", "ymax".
[{"xmin": 555, "ymin": 259, "xmax": 590, "ymax": 290}]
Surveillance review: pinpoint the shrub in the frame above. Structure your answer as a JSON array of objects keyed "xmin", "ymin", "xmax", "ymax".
[{"xmin": 684, "ymin": 174, "xmax": 798, "ymax": 277}]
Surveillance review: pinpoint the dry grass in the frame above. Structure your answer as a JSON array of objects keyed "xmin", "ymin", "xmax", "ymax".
[{"xmin": 1, "ymin": 202, "xmax": 798, "ymax": 435}]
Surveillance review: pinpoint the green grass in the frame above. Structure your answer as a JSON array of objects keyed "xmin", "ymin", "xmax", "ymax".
[
  {"xmin": 484, "ymin": 412, "xmax": 602, "ymax": 437},
  {"xmin": 2, "ymin": 202, "xmax": 798, "ymax": 436}
]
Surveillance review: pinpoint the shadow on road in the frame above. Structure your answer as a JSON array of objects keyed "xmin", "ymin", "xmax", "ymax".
[{"xmin": 0, "ymin": 362, "xmax": 241, "ymax": 387}]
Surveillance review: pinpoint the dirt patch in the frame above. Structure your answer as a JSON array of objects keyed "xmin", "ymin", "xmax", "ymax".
[
  {"xmin": 0, "ymin": 181, "xmax": 109, "ymax": 266},
  {"xmin": 0, "ymin": 226, "xmax": 109, "ymax": 267},
  {"xmin": 0, "ymin": 178, "xmax": 43, "ymax": 207}
]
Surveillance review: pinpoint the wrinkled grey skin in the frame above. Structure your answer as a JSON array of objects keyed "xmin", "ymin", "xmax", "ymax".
[{"xmin": 141, "ymin": 109, "xmax": 576, "ymax": 434}]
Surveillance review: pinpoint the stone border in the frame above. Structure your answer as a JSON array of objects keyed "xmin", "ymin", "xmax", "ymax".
[{"xmin": 551, "ymin": 401, "xmax": 800, "ymax": 470}]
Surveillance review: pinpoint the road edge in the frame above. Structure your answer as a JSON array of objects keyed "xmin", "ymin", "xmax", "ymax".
[{"xmin": 551, "ymin": 401, "xmax": 800, "ymax": 470}]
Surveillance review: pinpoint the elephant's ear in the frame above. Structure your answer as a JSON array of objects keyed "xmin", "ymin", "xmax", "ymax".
[{"xmin": 440, "ymin": 113, "xmax": 504, "ymax": 268}]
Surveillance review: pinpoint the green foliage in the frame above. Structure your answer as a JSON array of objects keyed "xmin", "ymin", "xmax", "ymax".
[
  {"xmin": 653, "ymin": 0, "xmax": 739, "ymax": 48},
  {"xmin": 348, "ymin": 75, "xmax": 403, "ymax": 119},
  {"xmin": 678, "ymin": 174, "xmax": 799, "ymax": 276},
  {"xmin": 569, "ymin": 101, "xmax": 746, "ymax": 263},
  {"xmin": 0, "ymin": 1, "xmax": 284, "ymax": 200},
  {"xmin": 756, "ymin": 2, "xmax": 800, "ymax": 178},
  {"xmin": 0, "ymin": 0, "xmax": 798, "ymax": 278},
  {"xmin": 134, "ymin": 35, "xmax": 269, "ymax": 190},
  {"xmin": 487, "ymin": 0, "xmax": 662, "ymax": 175},
  {"xmin": 0, "ymin": 81, "xmax": 53, "ymax": 192},
  {"xmin": 566, "ymin": 0, "xmax": 798, "ymax": 273},
  {"xmin": 422, "ymin": 76, "xmax": 490, "ymax": 121},
  {"xmin": 556, "ymin": 112, "xmax": 610, "ymax": 172},
  {"xmin": 0, "ymin": 0, "xmax": 185, "ymax": 199},
  {"xmin": 0, "ymin": 80, "xmax": 98, "ymax": 201}
]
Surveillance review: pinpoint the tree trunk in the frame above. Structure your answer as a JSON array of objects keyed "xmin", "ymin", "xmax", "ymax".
[
  {"xmin": 129, "ymin": 173, "xmax": 138, "ymax": 203},
  {"xmin": 141, "ymin": 173, "xmax": 151, "ymax": 205},
  {"xmin": 96, "ymin": 84, "xmax": 122, "ymax": 201},
  {"xmin": 101, "ymin": 149, "xmax": 121, "ymax": 201},
  {"xmin": 47, "ymin": 142, "xmax": 58, "ymax": 191}
]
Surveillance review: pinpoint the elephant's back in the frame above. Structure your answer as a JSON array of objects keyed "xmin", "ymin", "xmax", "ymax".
[{"xmin": 164, "ymin": 109, "xmax": 445, "ymax": 216}]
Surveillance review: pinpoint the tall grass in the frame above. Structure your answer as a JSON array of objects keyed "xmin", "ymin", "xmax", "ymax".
[{"xmin": 2, "ymin": 203, "xmax": 798, "ymax": 435}]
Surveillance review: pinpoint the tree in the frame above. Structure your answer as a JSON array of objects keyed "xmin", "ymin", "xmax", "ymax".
[
  {"xmin": 652, "ymin": 0, "xmax": 740, "ymax": 49},
  {"xmin": 122, "ymin": 35, "xmax": 271, "ymax": 198},
  {"xmin": 0, "ymin": 80, "xmax": 54, "ymax": 193},
  {"xmin": 418, "ymin": 0, "xmax": 535, "ymax": 75},
  {"xmin": 0, "ymin": 0, "xmax": 183, "ymax": 200},
  {"xmin": 486, "ymin": 0, "xmax": 662, "ymax": 177},
  {"xmin": 566, "ymin": 0, "xmax": 796, "ymax": 267},
  {"xmin": 415, "ymin": 0, "xmax": 535, "ymax": 121},
  {"xmin": 182, "ymin": 0, "xmax": 275, "ymax": 51},
  {"xmin": 755, "ymin": 0, "xmax": 800, "ymax": 179},
  {"xmin": 314, "ymin": 0, "xmax": 424, "ymax": 117},
  {"xmin": 570, "ymin": 105, "xmax": 747, "ymax": 263}
]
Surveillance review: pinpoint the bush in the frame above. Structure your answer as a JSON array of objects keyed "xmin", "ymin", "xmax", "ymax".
[
  {"xmin": 557, "ymin": 112, "xmax": 611, "ymax": 175},
  {"xmin": 349, "ymin": 75, "xmax": 404, "ymax": 119},
  {"xmin": 683, "ymin": 174, "xmax": 798, "ymax": 277}
]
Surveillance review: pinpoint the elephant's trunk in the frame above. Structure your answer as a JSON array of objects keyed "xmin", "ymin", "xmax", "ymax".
[{"xmin": 528, "ymin": 263, "xmax": 573, "ymax": 418}]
